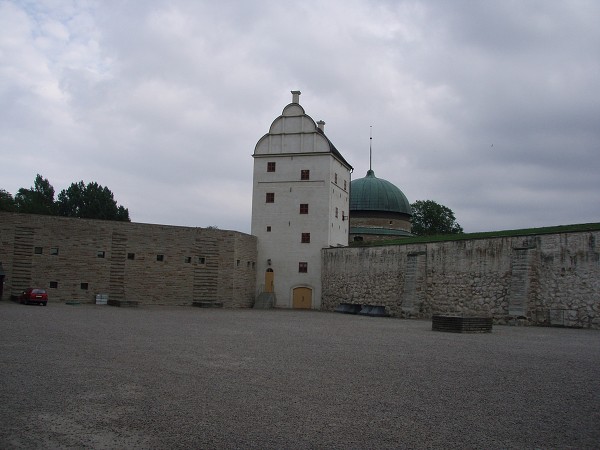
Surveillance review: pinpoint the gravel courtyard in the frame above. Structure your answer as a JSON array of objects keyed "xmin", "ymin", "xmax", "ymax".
[{"xmin": 1, "ymin": 302, "xmax": 599, "ymax": 449}]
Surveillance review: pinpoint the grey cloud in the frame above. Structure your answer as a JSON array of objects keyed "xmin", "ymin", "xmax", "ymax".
[{"xmin": 1, "ymin": 0, "xmax": 598, "ymax": 233}]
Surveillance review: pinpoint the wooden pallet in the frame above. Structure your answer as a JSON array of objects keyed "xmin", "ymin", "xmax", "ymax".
[
  {"xmin": 192, "ymin": 301, "xmax": 223, "ymax": 308},
  {"xmin": 107, "ymin": 299, "xmax": 139, "ymax": 307},
  {"xmin": 432, "ymin": 315, "xmax": 492, "ymax": 333}
]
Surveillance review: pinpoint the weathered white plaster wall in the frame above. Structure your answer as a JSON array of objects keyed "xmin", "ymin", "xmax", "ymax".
[{"xmin": 251, "ymin": 93, "xmax": 351, "ymax": 309}]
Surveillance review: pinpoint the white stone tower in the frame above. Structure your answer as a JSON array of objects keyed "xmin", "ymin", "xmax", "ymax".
[{"xmin": 251, "ymin": 91, "xmax": 352, "ymax": 309}]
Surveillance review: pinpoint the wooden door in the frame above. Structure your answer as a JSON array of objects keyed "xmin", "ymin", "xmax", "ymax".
[
  {"xmin": 292, "ymin": 287, "xmax": 312, "ymax": 309},
  {"xmin": 265, "ymin": 269, "xmax": 274, "ymax": 293}
]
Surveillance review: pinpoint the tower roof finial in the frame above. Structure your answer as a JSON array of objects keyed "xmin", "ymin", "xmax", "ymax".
[{"xmin": 369, "ymin": 125, "xmax": 373, "ymax": 172}]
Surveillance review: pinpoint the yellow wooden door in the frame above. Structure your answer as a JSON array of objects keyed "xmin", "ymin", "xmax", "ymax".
[
  {"xmin": 292, "ymin": 287, "xmax": 312, "ymax": 309},
  {"xmin": 265, "ymin": 269, "xmax": 274, "ymax": 293}
]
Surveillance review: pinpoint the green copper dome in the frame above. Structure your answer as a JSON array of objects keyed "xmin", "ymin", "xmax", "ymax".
[{"xmin": 350, "ymin": 170, "xmax": 412, "ymax": 215}]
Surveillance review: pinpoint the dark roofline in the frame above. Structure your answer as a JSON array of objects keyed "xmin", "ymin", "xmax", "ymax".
[{"xmin": 317, "ymin": 127, "xmax": 353, "ymax": 171}]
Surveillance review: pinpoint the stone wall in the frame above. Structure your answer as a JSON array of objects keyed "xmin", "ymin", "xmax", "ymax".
[
  {"xmin": 322, "ymin": 229, "xmax": 600, "ymax": 328},
  {"xmin": 0, "ymin": 212, "xmax": 257, "ymax": 306},
  {"xmin": 349, "ymin": 213, "xmax": 411, "ymax": 233}
]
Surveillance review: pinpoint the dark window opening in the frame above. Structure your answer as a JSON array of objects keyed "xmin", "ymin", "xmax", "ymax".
[
  {"xmin": 335, "ymin": 207, "xmax": 338, "ymax": 218},
  {"xmin": 237, "ymin": 260, "xmax": 241, "ymax": 267},
  {"xmin": 301, "ymin": 170, "xmax": 310, "ymax": 180},
  {"xmin": 267, "ymin": 162, "xmax": 276, "ymax": 172},
  {"xmin": 354, "ymin": 236, "xmax": 364, "ymax": 242},
  {"xmin": 267, "ymin": 226, "xmax": 271, "ymax": 232},
  {"xmin": 97, "ymin": 251, "xmax": 105, "ymax": 258},
  {"xmin": 156, "ymin": 254, "xmax": 164, "ymax": 262},
  {"xmin": 334, "ymin": 173, "xmax": 338, "ymax": 184},
  {"xmin": 266, "ymin": 192, "xmax": 275, "ymax": 203},
  {"xmin": 299, "ymin": 203, "xmax": 309, "ymax": 214},
  {"xmin": 81, "ymin": 283, "xmax": 88, "ymax": 290},
  {"xmin": 199, "ymin": 257, "xmax": 206, "ymax": 265},
  {"xmin": 49, "ymin": 281, "xmax": 58, "ymax": 289},
  {"xmin": 50, "ymin": 248, "xmax": 59, "ymax": 256},
  {"xmin": 184, "ymin": 257, "xmax": 192, "ymax": 263},
  {"xmin": 34, "ymin": 247, "xmax": 43, "ymax": 254},
  {"xmin": 301, "ymin": 233, "xmax": 311, "ymax": 243},
  {"xmin": 299, "ymin": 262, "xmax": 308, "ymax": 273},
  {"xmin": 127, "ymin": 253, "xmax": 135, "ymax": 260}
]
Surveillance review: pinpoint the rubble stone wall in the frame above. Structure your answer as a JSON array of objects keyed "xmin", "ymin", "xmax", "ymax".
[{"xmin": 322, "ymin": 231, "xmax": 600, "ymax": 328}]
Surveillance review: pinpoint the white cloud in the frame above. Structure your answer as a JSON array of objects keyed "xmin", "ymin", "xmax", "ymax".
[{"xmin": 1, "ymin": 0, "xmax": 599, "ymax": 233}]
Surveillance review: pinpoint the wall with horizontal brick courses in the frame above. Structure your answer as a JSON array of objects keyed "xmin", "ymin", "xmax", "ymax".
[
  {"xmin": 322, "ymin": 230, "xmax": 600, "ymax": 329},
  {"xmin": 0, "ymin": 212, "xmax": 257, "ymax": 306},
  {"xmin": 349, "ymin": 215, "xmax": 411, "ymax": 232}
]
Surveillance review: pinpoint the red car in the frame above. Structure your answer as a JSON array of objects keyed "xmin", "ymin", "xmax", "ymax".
[{"xmin": 19, "ymin": 288, "xmax": 48, "ymax": 306}]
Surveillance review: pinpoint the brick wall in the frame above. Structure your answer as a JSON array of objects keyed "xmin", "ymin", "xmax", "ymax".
[{"xmin": 0, "ymin": 212, "xmax": 257, "ymax": 306}]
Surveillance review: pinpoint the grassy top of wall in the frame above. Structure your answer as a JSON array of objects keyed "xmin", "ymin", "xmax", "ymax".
[{"xmin": 349, "ymin": 222, "xmax": 600, "ymax": 247}]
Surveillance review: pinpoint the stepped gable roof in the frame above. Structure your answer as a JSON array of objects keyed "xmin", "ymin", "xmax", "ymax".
[
  {"xmin": 253, "ymin": 91, "xmax": 352, "ymax": 171},
  {"xmin": 350, "ymin": 169, "xmax": 412, "ymax": 215}
]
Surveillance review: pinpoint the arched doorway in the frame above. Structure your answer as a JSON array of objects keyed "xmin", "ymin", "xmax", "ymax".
[
  {"xmin": 292, "ymin": 287, "xmax": 312, "ymax": 309},
  {"xmin": 265, "ymin": 269, "xmax": 274, "ymax": 293}
]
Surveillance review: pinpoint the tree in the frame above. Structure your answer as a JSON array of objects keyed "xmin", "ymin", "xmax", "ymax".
[
  {"xmin": 0, "ymin": 189, "xmax": 16, "ymax": 211},
  {"xmin": 410, "ymin": 200, "xmax": 463, "ymax": 236},
  {"xmin": 14, "ymin": 174, "xmax": 57, "ymax": 215},
  {"xmin": 57, "ymin": 181, "xmax": 130, "ymax": 221}
]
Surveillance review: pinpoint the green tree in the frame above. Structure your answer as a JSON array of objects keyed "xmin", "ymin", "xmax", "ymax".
[
  {"xmin": 57, "ymin": 181, "xmax": 130, "ymax": 221},
  {"xmin": 14, "ymin": 174, "xmax": 57, "ymax": 215},
  {"xmin": 0, "ymin": 189, "xmax": 16, "ymax": 211},
  {"xmin": 410, "ymin": 200, "xmax": 463, "ymax": 236}
]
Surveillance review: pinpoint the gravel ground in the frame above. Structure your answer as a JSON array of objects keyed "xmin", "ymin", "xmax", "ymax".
[{"xmin": 1, "ymin": 301, "xmax": 599, "ymax": 449}]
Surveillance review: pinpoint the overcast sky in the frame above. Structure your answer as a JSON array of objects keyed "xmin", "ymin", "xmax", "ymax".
[{"xmin": 1, "ymin": 0, "xmax": 599, "ymax": 233}]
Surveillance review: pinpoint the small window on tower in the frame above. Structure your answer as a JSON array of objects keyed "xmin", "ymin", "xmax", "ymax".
[
  {"xmin": 299, "ymin": 262, "xmax": 308, "ymax": 273},
  {"xmin": 301, "ymin": 233, "xmax": 311, "ymax": 243},
  {"xmin": 335, "ymin": 207, "xmax": 338, "ymax": 218},
  {"xmin": 301, "ymin": 170, "xmax": 310, "ymax": 180},
  {"xmin": 266, "ymin": 193, "xmax": 275, "ymax": 203},
  {"xmin": 299, "ymin": 203, "xmax": 309, "ymax": 214},
  {"xmin": 267, "ymin": 162, "xmax": 276, "ymax": 172},
  {"xmin": 344, "ymin": 180, "xmax": 347, "ymax": 190},
  {"xmin": 267, "ymin": 226, "xmax": 272, "ymax": 232},
  {"xmin": 334, "ymin": 173, "xmax": 338, "ymax": 184}
]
